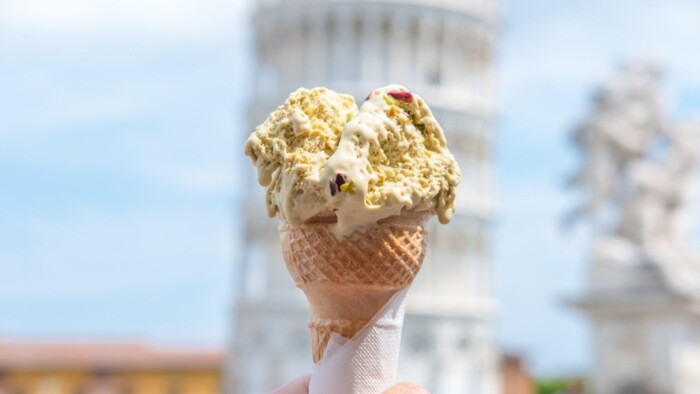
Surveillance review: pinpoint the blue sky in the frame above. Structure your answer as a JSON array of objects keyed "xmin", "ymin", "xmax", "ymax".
[
  {"xmin": 2, "ymin": 0, "xmax": 700, "ymax": 376},
  {"xmin": 0, "ymin": 0, "xmax": 250, "ymax": 344}
]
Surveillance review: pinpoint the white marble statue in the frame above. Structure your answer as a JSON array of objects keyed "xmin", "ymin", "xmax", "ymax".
[
  {"xmin": 568, "ymin": 62, "xmax": 700, "ymax": 394},
  {"xmin": 566, "ymin": 62, "xmax": 665, "ymax": 236},
  {"xmin": 567, "ymin": 62, "xmax": 700, "ymax": 279}
]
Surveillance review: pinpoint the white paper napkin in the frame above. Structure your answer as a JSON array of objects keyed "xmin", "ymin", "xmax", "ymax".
[{"xmin": 308, "ymin": 288, "xmax": 409, "ymax": 394}]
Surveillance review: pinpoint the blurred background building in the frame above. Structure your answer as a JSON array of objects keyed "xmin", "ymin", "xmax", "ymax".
[
  {"xmin": 0, "ymin": 339, "xmax": 529, "ymax": 394},
  {"xmin": 231, "ymin": 0, "xmax": 500, "ymax": 392},
  {"xmin": 0, "ymin": 341, "xmax": 222, "ymax": 394},
  {"xmin": 500, "ymin": 355, "xmax": 535, "ymax": 394},
  {"xmin": 568, "ymin": 62, "xmax": 700, "ymax": 394}
]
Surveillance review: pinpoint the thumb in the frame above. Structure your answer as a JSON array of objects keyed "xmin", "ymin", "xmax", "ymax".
[{"xmin": 382, "ymin": 382, "xmax": 430, "ymax": 394}]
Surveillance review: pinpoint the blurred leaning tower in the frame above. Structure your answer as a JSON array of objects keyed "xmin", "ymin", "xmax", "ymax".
[{"xmin": 230, "ymin": 0, "xmax": 500, "ymax": 393}]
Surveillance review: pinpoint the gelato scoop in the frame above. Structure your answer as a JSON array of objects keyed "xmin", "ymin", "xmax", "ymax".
[
  {"xmin": 244, "ymin": 87, "xmax": 357, "ymax": 226},
  {"xmin": 245, "ymin": 85, "xmax": 461, "ymax": 377},
  {"xmin": 245, "ymin": 85, "xmax": 460, "ymax": 237}
]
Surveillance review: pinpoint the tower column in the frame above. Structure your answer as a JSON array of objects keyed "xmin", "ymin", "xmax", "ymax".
[
  {"xmin": 386, "ymin": 11, "xmax": 414, "ymax": 85},
  {"xmin": 415, "ymin": 14, "xmax": 441, "ymax": 87},
  {"xmin": 233, "ymin": 2, "xmax": 500, "ymax": 393},
  {"xmin": 329, "ymin": 5, "xmax": 357, "ymax": 82},
  {"xmin": 359, "ymin": 10, "xmax": 385, "ymax": 84},
  {"xmin": 306, "ymin": 10, "xmax": 329, "ymax": 86}
]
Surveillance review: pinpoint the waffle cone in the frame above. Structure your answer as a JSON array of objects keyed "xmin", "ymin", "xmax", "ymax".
[{"xmin": 279, "ymin": 211, "xmax": 430, "ymax": 363}]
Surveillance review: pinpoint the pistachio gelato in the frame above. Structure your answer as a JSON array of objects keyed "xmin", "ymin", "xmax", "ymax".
[{"xmin": 245, "ymin": 85, "xmax": 460, "ymax": 238}]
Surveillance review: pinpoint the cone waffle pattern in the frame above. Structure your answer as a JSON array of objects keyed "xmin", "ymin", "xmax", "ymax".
[
  {"xmin": 280, "ymin": 212, "xmax": 429, "ymax": 362},
  {"xmin": 280, "ymin": 214, "xmax": 428, "ymax": 287}
]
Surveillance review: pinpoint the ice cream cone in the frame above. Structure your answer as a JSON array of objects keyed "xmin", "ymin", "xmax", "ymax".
[{"xmin": 279, "ymin": 211, "xmax": 430, "ymax": 363}]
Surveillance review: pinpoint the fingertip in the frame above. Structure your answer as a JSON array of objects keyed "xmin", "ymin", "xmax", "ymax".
[
  {"xmin": 382, "ymin": 382, "xmax": 430, "ymax": 394},
  {"xmin": 269, "ymin": 373, "xmax": 311, "ymax": 394},
  {"xmin": 299, "ymin": 373, "xmax": 311, "ymax": 390}
]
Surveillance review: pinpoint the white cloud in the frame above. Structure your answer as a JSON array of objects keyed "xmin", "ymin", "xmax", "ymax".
[
  {"xmin": 0, "ymin": 0, "xmax": 249, "ymax": 196},
  {"xmin": 0, "ymin": 0, "xmax": 247, "ymax": 41}
]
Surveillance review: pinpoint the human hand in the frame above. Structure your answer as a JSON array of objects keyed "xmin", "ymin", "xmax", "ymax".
[
  {"xmin": 269, "ymin": 374, "xmax": 311, "ymax": 394},
  {"xmin": 382, "ymin": 382, "xmax": 430, "ymax": 393},
  {"xmin": 269, "ymin": 375, "xmax": 429, "ymax": 394}
]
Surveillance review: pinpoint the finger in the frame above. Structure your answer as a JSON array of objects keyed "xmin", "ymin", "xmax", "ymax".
[
  {"xmin": 382, "ymin": 382, "xmax": 430, "ymax": 394},
  {"xmin": 269, "ymin": 373, "xmax": 311, "ymax": 394}
]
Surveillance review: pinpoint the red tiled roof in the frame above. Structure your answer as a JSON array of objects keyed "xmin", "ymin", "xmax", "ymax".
[{"xmin": 0, "ymin": 340, "xmax": 225, "ymax": 370}]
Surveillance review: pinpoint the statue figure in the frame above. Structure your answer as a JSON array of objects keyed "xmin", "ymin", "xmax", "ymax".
[
  {"xmin": 566, "ymin": 62, "xmax": 665, "ymax": 235},
  {"xmin": 618, "ymin": 123, "xmax": 700, "ymax": 246},
  {"xmin": 566, "ymin": 61, "xmax": 700, "ymax": 292}
]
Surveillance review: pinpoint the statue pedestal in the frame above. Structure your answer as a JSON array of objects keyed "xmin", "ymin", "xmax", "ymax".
[{"xmin": 571, "ymin": 272, "xmax": 700, "ymax": 394}]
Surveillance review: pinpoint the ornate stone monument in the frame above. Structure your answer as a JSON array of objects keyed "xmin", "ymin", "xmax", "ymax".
[
  {"xmin": 568, "ymin": 62, "xmax": 700, "ymax": 394},
  {"xmin": 230, "ymin": 0, "xmax": 500, "ymax": 392}
]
